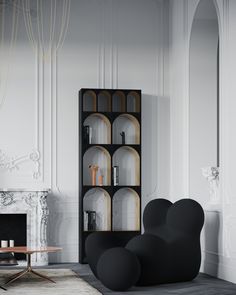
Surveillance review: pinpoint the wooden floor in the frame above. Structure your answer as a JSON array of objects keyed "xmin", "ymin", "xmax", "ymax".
[
  {"xmin": 53, "ymin": 263, "xmax": 236, "ymax": 295},
  {"xmin": 1, "ymin": 263, "xmax": 236, "ymax": 294}
]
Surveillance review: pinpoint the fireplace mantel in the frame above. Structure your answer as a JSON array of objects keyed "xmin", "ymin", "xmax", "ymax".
[{"xmin": 0, "ymin": 189, "xmax": 50, "ymax": 266}]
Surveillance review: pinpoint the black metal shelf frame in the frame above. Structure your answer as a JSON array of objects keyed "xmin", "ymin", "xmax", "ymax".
[{"xmin": 79, "ymin": 88, "xmax": 142, "ymax": 263}]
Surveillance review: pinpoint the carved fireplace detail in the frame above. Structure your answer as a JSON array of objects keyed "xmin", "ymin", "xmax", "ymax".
[{"xmin": 0, "ymin": 189, "xmax": 50, "ymax": 266}]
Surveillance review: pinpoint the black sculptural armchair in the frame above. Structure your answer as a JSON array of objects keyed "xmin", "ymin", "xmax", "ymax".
[{"xmin": 85, "ymin": 198, "xmax": 205, "ymax": 291}]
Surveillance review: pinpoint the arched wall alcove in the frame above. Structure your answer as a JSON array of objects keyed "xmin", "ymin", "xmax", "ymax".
[
  {"xmin": 112, "ymin": 147, "xmax": 140, "ymax": 185},
  {"xmin": 83, "ymin": 113, "xmax": 111, "ymax": 144},
  {"xmin": 112, "ymin": 114, "xmax": 140, "ymax": 144},
  {"xmin": 112, "ymin": 188, "xmax": 140, "ymax": 231},
  {"xmin": 83, "ymin": 146, "xmax": 111, "ymax": 185},
  {"xmin": 83, "ymin": 188, "xmax": 111, "ymax": 231},
  {"xmin": 189, "ymin": 0, "xmax": 219, "ymax": 206}
]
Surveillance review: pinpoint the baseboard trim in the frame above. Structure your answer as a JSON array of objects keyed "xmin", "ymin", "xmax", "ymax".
[{"xmin": 201, "ymin": 256, "xmax": 236, "ymax": 284}]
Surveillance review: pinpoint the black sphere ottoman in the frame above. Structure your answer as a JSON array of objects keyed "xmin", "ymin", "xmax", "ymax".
[{"xmin": 97, "ymin": 247, "xmax": 141, "ymax": 291}]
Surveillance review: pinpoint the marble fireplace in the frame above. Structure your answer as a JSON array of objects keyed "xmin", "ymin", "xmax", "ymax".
[{"xmin": 0, "ymin": 189, "xmax": 49, "ymax": 266}]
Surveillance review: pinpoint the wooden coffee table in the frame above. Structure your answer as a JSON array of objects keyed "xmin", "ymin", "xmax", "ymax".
[{"xmin": 0, "ymin": 246, "xmax": 62, "ymax": 286}]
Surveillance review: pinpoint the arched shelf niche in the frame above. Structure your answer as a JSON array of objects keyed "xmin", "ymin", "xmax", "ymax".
[
  {"xmin": 83, "ymin": 114, "xmax": 111, "ymax": 144},
  {"xmin": 83, "ymin": 188, "xmax": 111, "ymax": 231},
  {"xmin": 113, "ymin": 188, "xmax": 140, "ymax": 231},
  {"xmin": 83, "ymin": 90, "xmax": 96, "ymax": 112},
  {"xmin": 112, "ymin": 91, "xmax": 126, "ymax": 112},
  {"xmin": 127, "ymin": 91, "xmax": 141, "ymax": 113},
  {"xmin": 112, "ymin": 114, "xmax": 140, "ymax": 144},
  {"xmin": 98, "ymin": 90, "xmax": 111, "ymax": 112},
  {"xmin": 112, "ymin": 147, "xmax": 140, "ymax": 185},
  {"xmin": 83, "ymin": 146, "xmax": 111, "ymax": 185}
]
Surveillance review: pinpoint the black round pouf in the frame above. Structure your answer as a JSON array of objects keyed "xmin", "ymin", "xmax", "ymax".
[{"xmin": 97, "ymin": 247, "xmax": 141, "ymax": 291}]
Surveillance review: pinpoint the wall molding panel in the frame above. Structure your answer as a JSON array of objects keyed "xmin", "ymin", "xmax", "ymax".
[
  {"xmin": 170, "ymin": 0, "xmax": 236, "ymax": 283},
  {"xmin": 1, "ymin": 0, "xmax": 169, "ymax": 263},
  {"xmin": 0, "ymin": 47, "xmax": 44, "ymax": 183},
  {"xmin": 50, "ymin": 51, "xmax": 61, "ymax": 193},
  {"xmin": 36, "ymin": 49, "xmax": 44, "ymax": 183},
  {"xmin": 54, "ymin": 0, "xmax": 167, "ymax": 262}
]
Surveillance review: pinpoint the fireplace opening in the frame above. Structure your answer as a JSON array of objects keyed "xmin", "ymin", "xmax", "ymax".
[{"xmin": 0, "ymin": 214, "xmax": 27, "ymax": 260}]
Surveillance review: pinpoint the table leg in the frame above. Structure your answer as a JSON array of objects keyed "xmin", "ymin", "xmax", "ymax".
[
  {"xmin": 5, "ymin": 270, "xmax": 25, "ymax": 284},
  {"xmin": 0, "ymin": 285, "xmax": 7, "ymax": 291},
  {"xmin": 5, "ymin": 269, "xmax": 28, "ymax": 285},
  {"xmin": 5, "ymin": 253, "xmax": 56, "ymax": 286},
  {"xmin": 31, "ymin": 270, "xmax": 55, "ymax": 283}
]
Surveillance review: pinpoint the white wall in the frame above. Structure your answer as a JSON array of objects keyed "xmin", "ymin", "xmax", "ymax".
[
  {"xmin": 169, "ymin": 0, "xmax": 236, "ymax": 284},
  {"xmin": 189, "ymin": 4, "xmax": 219, "ymax": 206},
  {"xmin": 0, "ymin": 0, "xmax": 170, "ymax": 262},
  {"xmin": 3, "ymin": 0, "xmax": 236, "ymax": 282}
]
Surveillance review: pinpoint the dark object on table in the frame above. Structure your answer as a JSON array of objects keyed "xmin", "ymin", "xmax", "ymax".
[
  {"xmin": 86, "ymin": 198, "xmax": 204, "ymax": 291},
  {"xmin": 0, "ymin": 252, "xmax": 18, "ymax": 266}
]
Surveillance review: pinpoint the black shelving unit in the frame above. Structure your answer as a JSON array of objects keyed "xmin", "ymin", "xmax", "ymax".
[{"xmin": 79, "ymin": 88, "xmax": 142, "ymax": 263}]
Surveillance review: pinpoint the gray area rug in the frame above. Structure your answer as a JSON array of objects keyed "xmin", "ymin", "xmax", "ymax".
[
  {"xmin": 70, "ymin": 264, "xmax": 236, "ymax": 295},
  {"xmin": 0, "ymin": 268, "xmax": 101, "ymax": 294},
  {"xmin": 1, "ymin": 264, "xmax": 236, "ymax": 294}
]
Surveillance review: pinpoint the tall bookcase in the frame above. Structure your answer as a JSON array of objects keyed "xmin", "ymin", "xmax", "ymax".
[{"xmin": 79, "ymin": 88, "xmax": 141, "ymax": 263}]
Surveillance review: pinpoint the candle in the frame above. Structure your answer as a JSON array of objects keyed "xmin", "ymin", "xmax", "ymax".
[
  {"xmin": 9, "ymin": 240, "xmax": 14, "ymax": 247},
  {"xmin": 89, "ymin": 164, "xmax": 99, "ymax": 186},
  {"xmin": 98, "ymin": 169, "xmax": 104, "ymax": 186},
  {"xmin": 1, "ymin": 240, "xmax": 8, "ymax": 248},
  {"xmin": 98, "ymin": 174, "xmax": 103, "ymax": 186}
]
